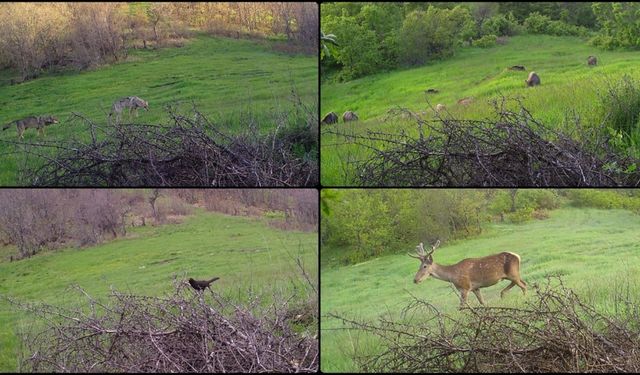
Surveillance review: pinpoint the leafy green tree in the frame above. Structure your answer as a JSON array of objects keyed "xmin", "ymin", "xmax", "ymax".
[
  {"xmin": 398, "ymin": 6, "xmax": 472, "ymax": 66},
  {"xmin": 591, "ymin": 2, "xmax": 640, "ymax": 49}
]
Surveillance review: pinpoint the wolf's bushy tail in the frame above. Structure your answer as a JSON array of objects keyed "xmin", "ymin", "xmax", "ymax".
[{"xmin": 2, "ymin": 122, "xmax": 13, "ymax": 131}]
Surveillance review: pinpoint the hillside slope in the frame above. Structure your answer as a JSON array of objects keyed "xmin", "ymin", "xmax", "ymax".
[
  {"xmin": 0, "ymin": 35, "xmax": 318, "ymax": 184},
  {"xmin": 321, "ymin": 35, "xmax": 640, "ymax": 184},
  {"xmin": 321, "ymin": 208, "xmax": 640, "ymax": 372},
  {"xmin": 0, "ymin": 210, "xmax": 317, "ymax": 371}
]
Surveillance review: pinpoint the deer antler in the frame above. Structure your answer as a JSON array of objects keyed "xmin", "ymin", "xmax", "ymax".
[
  {"xmin": 408, "ymin": 241, "xmax": 441, "ymax": 260},
  {"xmin": 408, "ymin": 242, "xmax": 429, "ymax": 260}
]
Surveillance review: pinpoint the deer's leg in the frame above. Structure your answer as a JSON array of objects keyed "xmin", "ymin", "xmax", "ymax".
[
  {"xmin": 458, "ymin": 288, "xmax": 469, "ymax": 309},
  {"xmin": 501, "ymin": 281, "xmax": 516, "ymax": 298},
  {"xmin": 472, "ymin": 289, "xmax": 485, "ymax": 305},
  {"xmin": 516, "ymin": 279, "xmax": 527, "ymax": 295}
]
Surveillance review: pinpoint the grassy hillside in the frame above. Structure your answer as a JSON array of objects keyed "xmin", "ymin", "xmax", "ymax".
[
  {"xmin": 320, "ymin": 207, "xmax": 640, "ymax": 372},
  {"xmin": 0, "ymin": 210, "xmax": 317, "ymax": 371},
  {"xmin": 321, "ymin": 35, "xmax": 640, "ymax": 185},
  {"xmin": 0, "ymin": 34, "xmax": 318, "ymax": 184}
]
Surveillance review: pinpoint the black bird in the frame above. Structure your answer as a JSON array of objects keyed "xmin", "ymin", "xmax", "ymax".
[{"xmin": 188, "ymin": 277, "xmax": 220, "ymax": 291}]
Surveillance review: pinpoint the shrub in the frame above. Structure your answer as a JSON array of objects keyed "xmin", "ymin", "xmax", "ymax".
[
  {"xmin": 480, "ymin": 13, "xmax": 520, "ymax": 37},
  {"xmin": 524, "ymin": 12, "xmax": 587, "ymax": 36},
  {"xmin": 398, "ymin": 6, "xmax": 473, "ymax": 66},
  {"xmin": 506, "ymin": 207, "xmax": 533, "ymax": 223},
  {"xmin": 472, "ymin": 34, "xmax": 497, "ymax": 48},
  {"xmin": 591, "ymin": 2, "xmax": 640, "ymax": 49},
  {"xmin": 523, "ymin": 12, "xmax": 550, "ymax": 34},
  {"xmin": 531, "ymin": 209, "xmax": 549, "ymax": 220},
  {"xmin": 599, "ymin": 75, "xmax": 640, "ymax": 145}
]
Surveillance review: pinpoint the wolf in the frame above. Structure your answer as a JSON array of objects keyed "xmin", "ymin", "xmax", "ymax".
[
  {"xmin": 2, "ymin": 116, "xmax": 59, "ymax": 139},
  {"xmin": 109, "ymin": 96, "xmax": 149, "ymax": 122}
]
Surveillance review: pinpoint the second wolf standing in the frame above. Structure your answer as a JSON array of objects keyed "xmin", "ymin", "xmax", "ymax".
[
  {"xmin": 109, "ymin": 96, "xmax": 149, "ymax": 122},
  {"xmin": 2, "ymin": 116, "xmax": 59, "ymax": 139}
]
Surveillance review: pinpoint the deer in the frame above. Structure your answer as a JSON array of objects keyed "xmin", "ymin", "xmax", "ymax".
[{"xmin": 409, "ymin": 240, "xmax": 527, "ymax": 308}]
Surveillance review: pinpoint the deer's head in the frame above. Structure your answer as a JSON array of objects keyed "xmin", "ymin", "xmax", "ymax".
[{"xmin": 408, "ymin": 240, "xmax": 440, "ymax": 284}]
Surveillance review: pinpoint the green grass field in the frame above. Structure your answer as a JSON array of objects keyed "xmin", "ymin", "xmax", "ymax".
[
  {"xmin": 0, "ymin": 210, "xmax": 317, "ymax": 371},
  {"xmin": 0, "ymin": 34, "xmax": 318, "ymax": 184},
  {"xmin": 320, "ymin": 207, "xmax": 640, "ymax": 372},
  {"xmin": 321, "ymin": 34, "xmax": 640, "ymax": 185}
]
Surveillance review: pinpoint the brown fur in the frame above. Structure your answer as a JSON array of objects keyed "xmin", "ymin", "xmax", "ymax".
[
  {"xmin": 411, "ymin": 243, "xmax": 527, "ymax": 308},
  {"xmin": 587, "ymin": 55, "xmax": 597, "ymax": 66},
  {"xmin": 525, "ymin": 71, "xmax": 540, "ymax": 87},
  {"xmin": 342, "ymin": 111, "xmax": 359, "ymax": 122},
  {"xmin": 321, "ymin": 112, "xmax": 338, "ymax": 125}
]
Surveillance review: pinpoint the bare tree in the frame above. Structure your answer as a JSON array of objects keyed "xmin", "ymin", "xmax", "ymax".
[{"xmin": 148, "ymin": 188, "xmax": 161, "ymax": 223}]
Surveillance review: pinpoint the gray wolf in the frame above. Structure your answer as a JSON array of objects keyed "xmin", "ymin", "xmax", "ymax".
[
  {"xmin": 2, "ymin": 116, "xmax": 59, "ymax": 138},
  {"xmin": 109, "ymin": 96, "xmax": 149, "ymax": 122}
]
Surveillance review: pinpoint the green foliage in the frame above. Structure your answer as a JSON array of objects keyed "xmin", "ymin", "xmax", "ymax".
[
  {"xmin": 320, "ymin": 31, "xmax": 338, "ymax": 60},
  {"xmin": 321, "ymin": 3, "xmax": 401, "ymax": 80},
  {"xmin": 591, "ymin": 2, "xmax": 640, "ymax": 49},
  {"xmin": 398, "ymin": 6, "xmax": 475, "ymax": 66},
  {"xmin": 472, "ymin": 34, "xmax": 498, "ymax": 48},
  {"xmin": 398, "ymin": 8, "xmax": 455, "ymax": 66},
  {"xmin": 523, "ymin": 12, "xmax": 551, "ymax": 34},
  {"xmin": 599, "ymin": 75, "xmax": 640, "ymax": 147},
  {"xmin": 322, "ymin": 2, "xmax": 600, "ymax": 82},
  {"xmin": 488, "ymin": 190, "xmax": 561, "ymax": 216},
  {"xmin": 323, "ymin": 189, "xmax": 488, "ymax": 265},
  {"xmin": 480, "ymin": 13, "xmax": 521, "ymax": 37},
  {"xmin": 564, "ymin": 189, "xmax": 640, "ymax": 212},
  {"xmin": 506, "ymin": 207, "xmax": 534, "ymax": 223},
  {"xmin": 523, "ymin": 12, "xmax": 587, "ymax": 36},
  {"xmin": 322, "ymin": 190, "xmax": 394, "ymax": 263},
  {"xmin": 498, "ymin": 2, "xmax": 596, "ymax": 28}
]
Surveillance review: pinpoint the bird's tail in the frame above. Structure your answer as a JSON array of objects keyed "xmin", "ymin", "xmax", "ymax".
[{"xmin": 208, "ymin": 277, "xmax": 220, "ymax": 284}]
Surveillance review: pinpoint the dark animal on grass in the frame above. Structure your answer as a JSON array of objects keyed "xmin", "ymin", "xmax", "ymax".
[
  {"xmin": 321, "ymin": 112, "xmax": 338, "ymax": 125},
  {"xmin": 343, "ymin": 111, "xmax": 359, "ymax": 122},
  {"xmin": 508, "ymin": 65, "xmax": 525, "ymax": 71},
  {"xmin": 525, "ymin": 71, "xmax": 540, "ymax": 87},
  {"xmin": 188, "ymin": 277, "xmax": 220, "ymax": 291},
  {"xmin": 409, "ymin": 241, "xmax": 527, "ymax": 309},
  {"xmin": 587, "ymin": 55, "xmax": 597, "ymax": 66},
  {"xmin": 425, "ymin": 88, "xmax": 439, "ymax": 94}
]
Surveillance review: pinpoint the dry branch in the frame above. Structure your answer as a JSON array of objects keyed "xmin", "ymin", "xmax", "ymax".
[
  {"xmin": 323, "ymin": 97, "xmax": 640, "ymax": 187},
  {"xmin": 5, "ymin": 280, "xmax": 317, "ymax": 373},
  {"xmin": 329, "ymin": 276, "xmax": 640, "ymax": 373},
  {"xmin": 4, "ymin": 104, "xmax": 317, "ymax": 187}
]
